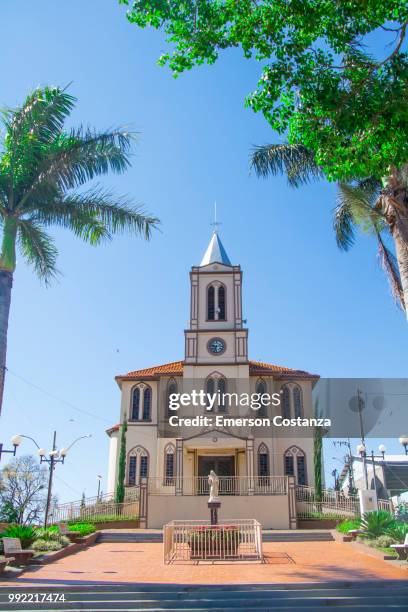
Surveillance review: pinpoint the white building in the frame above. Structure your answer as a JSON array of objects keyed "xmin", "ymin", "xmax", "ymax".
[{"xmin": 106, "ymin": 231, "xmax": 319, "ymax": 528}]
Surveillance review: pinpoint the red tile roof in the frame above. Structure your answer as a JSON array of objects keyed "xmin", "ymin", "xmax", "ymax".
[
  {"xmin": 106, "ymin": 423, "xmax": 120, "ymax": 435},
  {"xmin": 248, "ymin": 360, "xmax": 319, "ymax": 379},
  {"xmin": 116, "ymin": 359, "xmax": 318, "ymax": 382}
]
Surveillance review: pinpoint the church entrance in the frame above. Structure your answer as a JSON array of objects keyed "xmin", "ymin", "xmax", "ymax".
[{"xmin": 197, "ymin": 455, "xmax": 235, "ymax": 495}]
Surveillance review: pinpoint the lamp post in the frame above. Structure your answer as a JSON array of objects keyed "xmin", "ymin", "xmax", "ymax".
[
  {"xmin": 97, "ymin": 475, "xmax": 102, "ymax": 501},
  {"xmin": 378, "ymin": 444, "xmax": 387, "ymax": 460},
  {"xmin": 370, "ymin": 450, "xmax": 379, "ymax": 499},
  {"xmin": 399, "ymin": 436, "xmax": 408, "ymax": 455},
  {"xmin": 357, "ymin": 443, "xmax": 369, "ymax": 490},
  {"xmin": 20, "ymin": 430, "xmax": 91, "ymax": 527},
  {"xmin": 0, "ymin": 435, "xmax": 22, "ymax": 460}
]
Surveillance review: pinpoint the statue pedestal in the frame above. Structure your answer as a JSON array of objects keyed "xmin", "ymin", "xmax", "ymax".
[{"xmin": 207, "ymin": 500, "xmax": 221, "ymax": 525}]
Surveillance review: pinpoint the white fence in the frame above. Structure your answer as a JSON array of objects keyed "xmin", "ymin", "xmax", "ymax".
[
  {"xmin": 295, "ymin": 486, "xmax": 393, "ymax": 519},
  {"xmin": 52, "ymin": 499, "xmax": 139, "ymax": 524},
  {"xmin": 296, "ymin": 485, "xmax": 360, "ymax": 518},
  {"xmin": 149, "ymin": 476, "xmax": 287, "ymax": 496},
  {"xmin": 163, "ymin": 519, "xmax": 263, "ymax": 564}
]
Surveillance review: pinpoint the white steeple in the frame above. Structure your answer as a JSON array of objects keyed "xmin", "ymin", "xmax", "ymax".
[{"xmin": 200, "ymin": 231, "xmax": 232, "ymax": 266}]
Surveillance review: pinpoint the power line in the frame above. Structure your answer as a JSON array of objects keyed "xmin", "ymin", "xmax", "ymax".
[{"xmin": 6, "ymin": 368, "xmax": 111, "ymax": 424}]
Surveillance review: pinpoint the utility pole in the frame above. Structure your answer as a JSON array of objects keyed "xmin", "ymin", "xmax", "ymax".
[{"xmin": 357, "ymin": 389, "xmax": 369, "ymax": 490}]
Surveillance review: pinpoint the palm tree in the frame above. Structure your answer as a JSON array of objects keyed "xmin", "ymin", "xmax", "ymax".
[
  {"xmin": 0, "ymin": 86, "xmax": 159, "ymax": 414},
  {"xmin": 251, "ymin": 144, "xmax": 407, "ymax": 316}
]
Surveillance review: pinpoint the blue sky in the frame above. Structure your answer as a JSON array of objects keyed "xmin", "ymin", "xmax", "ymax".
[{"xmin": 0, "ymin": 0, "xmax": 407, "ymax": 503}]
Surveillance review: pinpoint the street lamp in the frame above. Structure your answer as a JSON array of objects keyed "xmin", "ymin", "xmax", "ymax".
[
  {"xmin": 97, "ymin": 475, "xmax": 102, "ymax": 501},
  {"xmin": 399, "ymin": 436, "xmax": 408, "ymax": 455},
  {"xmin": 20, "ymin": 430, "xmax": 91, "ymax": 527},
  {"xmin": 0, "ymin": 435, "xmax": 22, "ymax": 460},
  {"xmin": 378, "ymin": 444, "xmax": 387, "ymax": 460},
  {"xmin": 357, "ymin": 443, "xmax": 369, "ymax": 489}
]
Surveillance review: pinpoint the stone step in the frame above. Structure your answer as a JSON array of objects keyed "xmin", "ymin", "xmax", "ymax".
[
  {"xmin": 1, "ymin": 583, "xmax": 407, "ymax": 611},
  {"xmin": 96, "ymin": 530, "xmax": 334, "ymax": 543}
]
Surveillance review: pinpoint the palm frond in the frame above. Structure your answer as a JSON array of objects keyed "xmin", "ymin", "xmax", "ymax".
[
  {"xmin": 376, "ymin": 231, "xmax": 405, "ymax": 311},
  {"xmin": 42, "ymin": 188, "xmax": 160, "ymax": 240},
  {"xmin": 250, "ymin": 143, "xmax": 323, "ymax": 187},
  {"xmin": 334, "ymin": 182, "xmax": 385, "ymax": 250},
  {"xmin": 17, "ymin": 219, "xmax": 59, "ymax": 282},
  {"xmin": 333, "ymin": 187, "xmax": 357, "ymax": 251},
  {"xmin": 17, "ymin": 128, "xmax": 135, "ymax": 208},
  {"xmin": 1, "ymin": 86, "xmax": 75, "ymax": 150},
  {"xmin": 29, "ymin": 203, "xmax": 110, "ymax": 245}
]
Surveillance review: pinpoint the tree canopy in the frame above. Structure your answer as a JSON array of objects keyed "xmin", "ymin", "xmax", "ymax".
[
  {"xmin": 0, "ymin": 456, "xmax": 48, "ymax": 524},
  {"xmin": 122, "ymin": 1, "xmax": 408, "ymax": 182}
]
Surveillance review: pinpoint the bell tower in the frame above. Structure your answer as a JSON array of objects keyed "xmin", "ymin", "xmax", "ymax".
[{"xmin": 184, "ymin": 230, "xmax": 248, "ymax": 364}]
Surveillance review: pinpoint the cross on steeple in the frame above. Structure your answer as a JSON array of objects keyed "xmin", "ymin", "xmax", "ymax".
[{"xmin": 210, "ymin": 201, "xmax": 222, "ymax": 234}]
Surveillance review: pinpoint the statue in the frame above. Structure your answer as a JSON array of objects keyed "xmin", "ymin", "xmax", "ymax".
[{"xmin": 208, "ymin": 470, "xmax": 220, "ymax": 502}]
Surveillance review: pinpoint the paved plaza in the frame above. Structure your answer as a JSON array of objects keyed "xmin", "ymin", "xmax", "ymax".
[{"xmin": 2, "ymin": 540, "xmax": 407, "ymax": 587}]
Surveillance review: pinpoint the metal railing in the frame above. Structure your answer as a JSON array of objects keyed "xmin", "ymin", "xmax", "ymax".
[
  {"xmin": 296, "ymin": 485, "xmax": 360, "ymax": 518},
  {"xmin": 163, "ymin": 519, "xmax": 263, "ymax": 564},
  {"xmin": 378, "ymin": 498, "xmax": 393, "ymax": 513},
  {"xmin": 149, "ymin": 476, "xmax": 287, "ymax": 496},
  {"xmin": 52, "ymin": 499, "xmax": 139, "ymax": 524},
  {"xmin": 295, "ymin": 485, "xmax": 393, "ymax": 519}
]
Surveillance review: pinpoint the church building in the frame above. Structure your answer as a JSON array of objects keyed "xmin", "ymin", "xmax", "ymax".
[{"xmin": 106, "ymin": 231, "xmax": 319, "ymax": 528}]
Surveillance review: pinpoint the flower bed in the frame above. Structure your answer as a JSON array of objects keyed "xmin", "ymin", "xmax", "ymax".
[
  {"xmin": 189, "ymin": 525, "xmax": 241, "ymax": 558},
  {"xmin": 163, "ymin": 519, "xmax": 263, "ymax": 564}
]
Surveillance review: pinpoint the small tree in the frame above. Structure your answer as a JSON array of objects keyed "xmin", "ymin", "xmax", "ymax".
[
  {"xmin": 313, "ymin": 400, "xmax": 324, "ymax": 504},
  {"xmin": 115, "ymin": 420, "xmax": 127, "ymax": 504},
  {"xmin": 0, "ymin": 455, "xmax": 47, "ymax": 524}
]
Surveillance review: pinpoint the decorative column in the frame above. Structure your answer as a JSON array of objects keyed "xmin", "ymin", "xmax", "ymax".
[
  {"xmin": 175, "ymin": 438, "xmax": 184, "ymax": 496},
  {"xmin": 139, "ymin": 477, "xmax": 148, "ymax": 528},
  {"xmin": 246, "ymin": 436, "xmax": 254, "ymax": 495},
  {"xmin": 287, "ymin": 475, "xmax": 297, "ymax": 530}
]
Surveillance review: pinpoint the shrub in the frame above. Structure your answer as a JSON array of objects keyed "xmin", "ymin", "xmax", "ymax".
[
  {"xmin": 375, "ymin": 535, "xmax": 397, "ymax": 548},
  {"xmin": 72, "ymin": 514, "xmax": 138, "ymax": 524},
  {"xmin": 35, "ymin": 527, "xmax": 60, "ymax": 541},
  {"xmin": 360, "ymin": 511, "xmax": 396, "ymax": 538},
  {"xmin": 67, "ymin": 523, "xmax": 95, "ymax": 536},
  {"xmin": 189, "ymin": 526, "xmax": 241, "ymax": 558},
  {"xmin": 386, "ymin": 522, "xmax": 408, "ymax": 543},
  {"xmin": 0, "ymin": 524, "xmax": 37, "ymax": 548},
  {"xmin": 336, "ymin": 519, "xmax": 361, "ymax": 534},
  {"xmin": 32, "ymin": 537, "xmax": 69, "ymax": 552}
]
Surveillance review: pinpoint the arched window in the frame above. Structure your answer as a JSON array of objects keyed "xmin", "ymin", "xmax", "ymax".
[
  {"xmin": 166, "ymin": 379, "xmax": 178, "ymax": 417},
  {"xmin": 293, "ymin": 385, "xmax": 303, "ymax": 418},
  {"xmin": 206, "ymin": 374, "xmax": 227, "ymax": 412},
  {"xmin": 127, "ymin": 445, "xmax": 149, "ymax": 485},
  {"xmin": 218, "ymin": 285, "xmax": 226, "ymax": 320},
  {"xmin": 130, "ymin": 385, "xmax": 152, "ymax": 421},
  {"xmin": 164, "ymin": 443, "xmax": 175, "ymax": 485},
  {"xmin": 217, "ymin": 377, "xmax": 226, "ymax": 412},
  {"xmin": 284, "ymin": 446, "xmax": 307, "ymax": 485},
  {"xmin": 207, "ymin": 283, "xmax": 226, "ymax": 321},
  {"xmin": 207, "ymin": 285, "xmax": 215, "ymax": 320},
  {"xmin": 142, "ymin": 387, "xmax": 151, "ymax": 420},
  {"xmin": 258, "ymin": 443, "xmax": 269, "ymax": 477},
  {"xmin": 281, "ymin": 385, "xmax": 291, "ymax": 419},
  {"xmin": 206, "ymin": 377, "xmax": 215, "ymax": 410},
  {"xmin": 256, "ymin": 379, "xmax": 267, "ymax": 416},
  {"xmin": 131, "ymin": 388, "xmax": 140, "ymax": 421}
]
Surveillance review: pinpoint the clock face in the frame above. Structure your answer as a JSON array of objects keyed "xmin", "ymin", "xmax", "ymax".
[{"xmin": 208, "ymin": 338, "xmax": 226, "ymax": 355}]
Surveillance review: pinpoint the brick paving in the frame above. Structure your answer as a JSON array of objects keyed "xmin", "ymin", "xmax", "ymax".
[{"xmin": 2, "ymin": 540, "xmax": 407, "ymax": 586}]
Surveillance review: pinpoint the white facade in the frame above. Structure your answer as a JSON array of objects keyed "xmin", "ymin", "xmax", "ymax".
[{"xmin": 106, "ymin": 232, "xmax": 318, "ymax": 526}]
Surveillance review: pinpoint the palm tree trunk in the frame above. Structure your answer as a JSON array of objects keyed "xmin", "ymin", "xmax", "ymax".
[
  {"xmin": 0, "ymin": 269, "xmax": 13, "ymax": 416},
  {"xmin": 383, "ymin": 169, "xmax": 408, "ymax": 319},
  {"xmin": 393, "ymin": 229, "xmax": 408, "ymax": 319}
]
